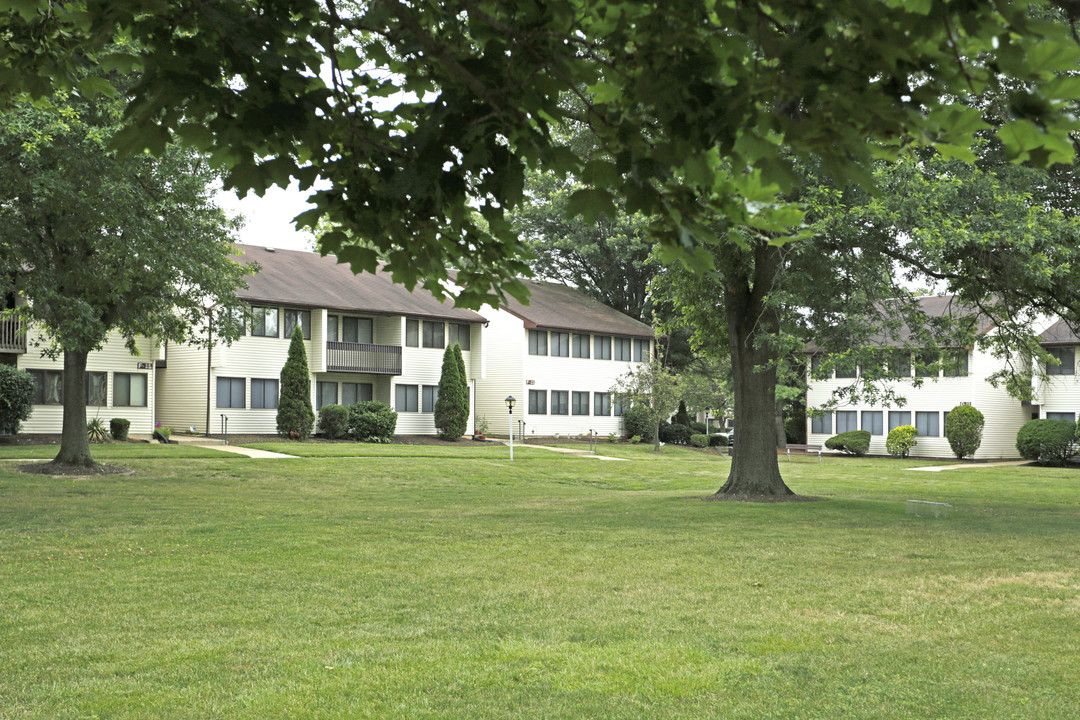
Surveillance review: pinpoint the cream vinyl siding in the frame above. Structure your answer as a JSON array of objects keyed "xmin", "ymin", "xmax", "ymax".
[
  {"xmin": 806, "ymin": 342, "xmax": 1030, "ymax": 459},
  {"xmin": 155, "ymin": 338, "xmax": 210, "ymax": 433},
  {"xmin": 393, "ymin": 329, "xmax": 474, "ymax": 436},
  {"xmin": 16, "ymin": 327, "xmax": 157, "ymax": 435},
  {"xmin": 1036, "ymin": 346, "xmax": 1080, "ymax": 420},
  {"xmin": 472, "ymin": 306, "xmax": 526, "ymax": 438}
]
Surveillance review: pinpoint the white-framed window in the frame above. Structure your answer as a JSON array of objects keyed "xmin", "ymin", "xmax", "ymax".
[
  {"xmin": 405, "ymin": 319, "xmax": 419, "ymax": 347},
  {"xmin": 593, "ymin": 392, "xmax": 611, "ymax": 416},
  {"xmin": 342, "ymin": 317, "xmax": 374, "ymax": 344},
  {"xmin": 29, "ymin": 369, "xmax": 63, "ymax": 405},
  {"xmin": 528, "ymin": 329, "xmax": 547, "ymax": 356},
  {"xmin": 572, "ymin": 334, "xmax": 590, "ymax": 358},
  {"xmin": 613, "ymin": 398, "xmax": 624, "ymax": 416},
  {"xmin": 422, "ymin": 321, "xmax": 445, "ymax": 349},
  {"xmin": 1047, "ymin": 346, "xmax": 1075, "ymax": 375},
  {"xmin": 284, "ymin": 309, "xmax": 311, "ymax": 340},
  {"xmin": 422, "ymin": 384, "xmax": 439, "ymax": 412},
  {"xmin": 811, "ymin": 412, "xmax": 832, "ymax": 435},
  {"xmin": 594, "ymin": 335, "xmax": 612, "ymax": 360},
  {"xmin": 251, "ymin": 379, "xmax": 279, "ymax": 409},
  {"xmin": 836, "ymin": 411, "xmax": 857, "ymax": 433},
  {"xmin": 862, "ymin": 411, "xmax": 883, "ymax": 436},
  {"xmin": 528, "ymin": 389, "xmax": 546, "ymax": 414},
  {"xmin": 85, "ymin": 371, "xmax": 107, "ymax": 406},
  {"xmin": 613, "ymin": 337, "xmax": 632, "ymax": 361},
  {"xmin": 448, "ymin": 323, "xmax": 471, "ymax": 350},
  {"xmin": 251, "ymin": 307, "xmax": 279, "ymax": 337},
  {"xmin": 113, "ymin": 372, "xmax": 148, "ymax": 407},
  {"xmin": 216, "ymin": 376, "xmax": 244, "ymax": 409},
  {"xmin": 396, "ymin": 384, "xmax": 419, "ymax": 412},
  {"xmin": 316, "ymin": 381, "xmax": 337, "ymax": 409},
  {"xmin": 342, "ymin": 382, "xmax": 373, "ymax": 406},
  {"xmin": 942, "ymin": 349, "xmax": 969, "ymax": 377},
  {"xmin": 1047, "ymin": 412, "xmax": 1076, "ymax": 422},
  {"xmin": 888, "ymin": 411, "xmax": 911, "ymax": 431},
  {"xmin": 326, "ymin": 314, "xmax": 339, "ymax": 342},
  {"xmin": 915, "ymin": 350, "xmax": 938, "ymax": 378},
  {"xmin": 572, "ymin": 391, "xmax": 589, "ymax": 415},
  {"xmin": 551, "ymin": 390, "xmax": 569, "ymax": 415},
  {"xmin": 915, "ymin": 411, "xmax": 939, "ymax": 436},
  {"xmin": 633, "ymin": 339, "xmax": 650, "ymax": 362},
  {"xmin": 550, "ymin": 332, "xmax": 569, "ymax": 357},
  {"xmin": 890, "ymin": 350, "xmax": 911, "ymax": 377}
]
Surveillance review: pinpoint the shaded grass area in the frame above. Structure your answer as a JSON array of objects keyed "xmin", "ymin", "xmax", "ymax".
[
  {"xmin": 2, "ymin": 453, "xmax": 1079, "ymax": 719},
  {"xmin": 0, "ymin": 443, "xmax": 240, "ymax": 460},
  {"xmin": 242, "ymin": 441, "xmax": 558, "ymax": 459}
]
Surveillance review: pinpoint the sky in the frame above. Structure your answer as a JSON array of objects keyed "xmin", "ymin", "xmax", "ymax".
[{"xmin": 215, "ymin": 181, "xmax": 318, "ymax": 253}]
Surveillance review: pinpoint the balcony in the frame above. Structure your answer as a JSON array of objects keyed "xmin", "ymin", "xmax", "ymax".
[
  {"xmin": 0, "ymin": 317, "xmax": 26, "ymax": 353},
  {"xmin": 326, "ymin": 341, "xmax": 402, "ymax": 375}
]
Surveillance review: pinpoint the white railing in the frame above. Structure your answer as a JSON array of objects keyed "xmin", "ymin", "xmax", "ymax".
[{"xmin": 0, "ymin": 316, "xmax": 26, "ymax": 353}]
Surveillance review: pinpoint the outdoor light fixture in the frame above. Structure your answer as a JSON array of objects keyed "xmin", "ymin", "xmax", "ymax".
[{"xmin": 505, "ymin": 395, "xmax": 516, "ymax": 461}]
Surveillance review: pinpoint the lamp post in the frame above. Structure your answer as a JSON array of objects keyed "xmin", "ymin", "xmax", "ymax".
[
  {"xmin": 705, "ymin": 409, "xmax": 711, "ymax": 438},
  {"xmin": 505, "ymin": 396, "xmax": 516, "ymax": 461}
]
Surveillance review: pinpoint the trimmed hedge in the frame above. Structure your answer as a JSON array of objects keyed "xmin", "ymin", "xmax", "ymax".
[
  {"xmin": 622, "ymin": 405, "xmax": 653, "ymax": 441},
  {"xmin": 0, "ymin": 364, "xmax": 34, "ymax": 435},
  {"xmin": 689, "ymin": 421, "xmax": 707, "ymax": 434},
  {"xmin": 886, "ymin": 425, "xmax": 918, "ymax": 458},
  {"xmin": 659, "ymin": 422, "xmax": 692, "ymax": 445},
  {"xmin": 1016, "ymin": 419, "xmax": 1077, "ymax": 465},
  {"xmin": 944, "ymin": 404, "xmax": 985, "ymax": 459},
  {"xmin": 347, "ymin": 401, "xmax": 398, "ymax": 443},
  {"xmin": 690, "ymin": 434, "xmax": 709, "ymax": 448},
  {"xmin": 109, "ymin": 418, "xmax": 131, "ymax": 441},
  {"xmin": 318, "ymin": 404, "xmax": 349, "ymax": 440},
  {"xmin": 708, "ymin": 434, "xmax": 728, "ymax": 447},
  {"xmin": 824, "ymin": 430, "xmax": 871, "ymax": 456}
]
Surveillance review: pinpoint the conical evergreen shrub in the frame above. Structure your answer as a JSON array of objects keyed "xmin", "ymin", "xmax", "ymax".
[
  {"xmin": 434, "ymin": 344, "xmax": 468, "ymax": 440},
  {"xmin": 453, "ymin": 342, "xmax": 470, "ymax": 419},
  {"xmin": 674, "ymin": 400, "xmax": 692, "ymax": 427},
  {"xmin": 276, "ymin": 325, "xmax": 315, "ymax": 439}
]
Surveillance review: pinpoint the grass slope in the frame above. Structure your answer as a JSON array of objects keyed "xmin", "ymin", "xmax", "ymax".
[{"xmin": 1, "ymin": 450, "xmax": 1078, "ymax": 719}]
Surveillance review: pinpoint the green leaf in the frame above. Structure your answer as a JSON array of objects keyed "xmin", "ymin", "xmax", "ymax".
[
  {"xmin": 566, "ymin": 188, "xmax": 616, "ymax": 224},
  {"xmin": 76, "ymin": 76, "xmax": 117, "ymax": 100}
]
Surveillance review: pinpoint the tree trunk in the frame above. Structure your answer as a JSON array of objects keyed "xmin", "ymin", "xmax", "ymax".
[
  {"xmin": 52, "ymin": 349, "xmax": 97, "ymax": 467},
  {"xmin": 775, "ymin": 398, "xmax": 788, "ymax": 449},
  {"xmin": 715, "ymin": 245, "xmax": 796, "ymax": 498}
]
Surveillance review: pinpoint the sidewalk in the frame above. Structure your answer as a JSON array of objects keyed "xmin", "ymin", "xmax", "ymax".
[
  {"xmin": 131, "ymin": 434, "xmax": 298, "ymax": 459},
  {"xmin": 494, "ymin": 440, "xmax": 628, "ymax": 461},
  {"xmin": 910, "ymin": 460, "xmax": 1030, "ymax": 473}
]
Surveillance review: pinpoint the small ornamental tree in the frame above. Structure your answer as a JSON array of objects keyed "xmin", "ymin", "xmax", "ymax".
[
  {"xmin": 944, "ymin": 405, "xmax": 985, "ymax": 459},
  {"xmin": 886, "ymin": 425, "xmax": 918, "ymax": 459},
  {"xmin": 453, "ymin": 343, "xmax": 470, "ymax": 419},
  {"xmin": 0, "ymin": 364, "xmax": 34, "ymax": 434},
  {"xmin": 434, "ymin": 345, "xmax": 468, "ymax": 440},
  {"xmin": 825, "ymin": 430, "xmax": 871, "ymax": 456},
  {"xmin": 276, "ymin": 325, "xmax": 315, "ymax": 440}
]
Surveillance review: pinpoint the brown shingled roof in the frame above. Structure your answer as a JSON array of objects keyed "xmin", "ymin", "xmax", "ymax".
[
  {"xmin": 1039, "ymin": 319, "xmax": 1080, "ymax": 346},
  {"xmin": 233, "ymin": 244, "xmax": 486, "ymax": 323},
  {"xmin": 499, "ymin": 278, "xmax": 654, "ymax": 338},
  {"xmin": 806, "ymin": 295, "xmax": 994, "ymax": 352}
]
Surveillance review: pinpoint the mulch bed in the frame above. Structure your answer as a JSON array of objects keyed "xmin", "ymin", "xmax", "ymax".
[{"xmin": 17, "ymin": 461, "xmax": 131, "ymax": 477}]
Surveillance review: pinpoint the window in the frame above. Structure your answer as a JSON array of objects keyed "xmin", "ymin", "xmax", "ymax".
[
  {"xmin": 284, "ymin": 309, "xmax": 311, "ymax": 340},
  {"xmin": 835, "ymin": 362, "xmax": 857, "ymax": 379},
  {"xmin": 216, "ymin": 376, "xmax": 244, "ymax": 408},
  {"xmin": 251, "ymin": 379, "xmax": 279, "ymax": 409},
  {"xmin": 341, "ymin": 382, "xmax": 373, "ymax": 406},
  {"xmin": 326, "ymin": 315, "xmax": 339, "ymax": 342},
  {"xmin": 251, "ymin": 307, "xmax": 279, "ymax": 337},
  {"xmin": 572, "ymin": 334, "xmax": 590, "ymax": 358},
  {"xmin": 915, "ymin": 411, "xmax": 939, "ymax": 436},
  {"xmin": 888, "ymin": 411, "xmax": 911, "ymax": 431},
  {"xmin": 614, "ymin": 337, "xmax": 632, "ymax": 361},
  {"xmin": 942, "ymin": 349, "xmax": 969, "ymax": 377},
  {"xmin": 1047, "ymin": 347, "xmax": 1075, "ymax": 375},
  {"xmin": 316, "ymin": 381, "xmax": 337, "ymax": 409},
  {"xmin": 1048, "ymin": 412, "xmax": 1076, "ymax": 422},
  {"xmin": 528, "ymin": 329, "xmax": 547, "ymax": 356},
  {"xmin": 551, "ymin": 332, "xmax": 569, "ymax": 357},
  {"xmin": 572, "ymin": 391, "xmax": 590, "ymax": 415},
  {"xmin": 422, "ymin": 384, "xmax": 439, "ymax": 412},
  {"xmin": 810, "ymin": 354, "xmax": 822, "ymax": 376},
  {"xmin": 915, "ymin": 351, "xmax": 938, "ymax": 378},
  {"xmin": 890, "ymin": 350, "xmax": 911, "ymax": 377},
  {"xmin": 395, "ymin": 384, "xmax": 418, "ymax": 412},
  {"xmin": 448, "ymin": 323, "xmax": 471, "ymax": 350},
  {"xmin": 593, "ymin": 392, "xmax": 611, "ymax": 416},
  {"xmin": 633, "ymin": 339, "xmax": 650, "ymax": 362},
  {"xmin": 551, "ymin": 390, "xmax": 569, "ymax": 415},
  {"xmin": 113, "ymin": 372, "xmax": 148, "ymax": 407},
  {"xmin": 342, "ymin": 317, "xmax": 373, "ymax": 344},
  {"xmin": 836, "ymin": 411, "xmax": 857, "ymax": 433},
  {"xmin": 862, "ymin": 411, "xmax": 884, "ymax": 436},
  {"xmin": 85, "ymin": 371, "xmax": 107, "ymax": 406},
  {"xmin": 405, "ymin": 319, "xmax": 419, "ymax": 347},
  {"xmin": 594, "ymin": 335, "xmax": 612, "ymax": 360},
  {"xmin": 811, "ymin": 412, "xmax": 832, "ymax": 435},
  {"xmin": 29, "ymin": 369, "xmax": 62, "ymax": 405},
  {"xmin": 613, "ymin": 398, "xmax": 624, "ymax": 417},
  {"xmin": 528, "ymin": 389, "xmax": 547, "ymax": 415},
  {"xmin": 810, "ymin": 412, "xmax": 832, "ymax": 434},
  {"xmin": 422, "ymin": 321, "xmax": 445, "ymax": 349}
]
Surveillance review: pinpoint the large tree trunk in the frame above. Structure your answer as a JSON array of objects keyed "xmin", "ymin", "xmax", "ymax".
[
  {"xmin": 52, "ymin": 349, "xmax": 97, "ymax": 467},
  {"xmin": 775, "ymin": 398, "xmax": 788, "ymax": 449},
  {"xmin": 714, "ymin": 245, "xmax": 796, "ymax": 498}
]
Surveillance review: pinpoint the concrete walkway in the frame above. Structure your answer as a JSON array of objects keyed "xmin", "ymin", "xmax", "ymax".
[
  {"xmin": 496, "ymin": 440, "xmax": 628, "ymax": 461},
  {"xmin": 132, "ymin": 434, "xmax": 298, "ymax": 459},
  {"xmin": 910, "ymin": 460, "xmax": 1030, "ymax": 473}
]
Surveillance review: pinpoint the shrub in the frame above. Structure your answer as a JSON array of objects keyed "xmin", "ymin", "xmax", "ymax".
[
  {"xmin": 434, "ymin": 345, "xmax": 468, "ymax": 440},
  {"xmin": 708, "ymin": 433, "xmax": 728, "ymax": 447},
  {"xmin": 0, "ymin": 364, "xmax": 34, "ymax": 435},
  {"xmin": 348, "ymin": 401, "xmax": 397, "ymax": 443},
  {"xmin": 628, "ymin": 435, "xmax": 642, "ymax": 444},
  {"xmin": 659, "ymin": 422, "xmax": 692, "ymax": 445},
  {"xmin": 109, "ymin": 418, "xmax": 131, "ymax": 441},
  {"xmin": 689, "ymin": 421, "xmax": 707, "ymax": 434},
  {"xmin": 276, "ymin": 325, "xmax": 315, "ymax": 440},
  {"xmin": 944, "ymin": 404, "xmax": 985, "ymax": 459},
  {"xmin": 622, "ymin": 405, "xmax": 653, "ymax": 441},
  {"xmin": 673, "ymin": 400, "xmax": 692, "ymax": 427},
  {"xmin": 1016, "ymin": 419, "xmax": 1078, "ymax": 465},
  {"xmin": 824, "ymin": 430, "xmax": 871, "ymax": 456},
  {"xmin": 690, "ymin": 433, "xmax": 709, "ymax": 448},
  {"xmin": 318, "ymin": 404, "xmax": 349, "ymax": 440},
  {"xmin": 886, "ymin": 425, "xmax": 918, "ymax": 458},
  {"xmin": 87, "ymin": 417, "xmax": 109, "ymax": 443}
]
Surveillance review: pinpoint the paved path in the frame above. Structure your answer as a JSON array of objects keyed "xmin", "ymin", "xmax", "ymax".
[
  {"xmin": 497, "ymin": 441, "xmax": 628, "ymax": 461},
  {"xmin": 132, "ymin": 434, "xmax": 298, "ymax": 459},
  {"xmin": 910, "ymin": 460, "xmax": 1030, "ymax": 473}
]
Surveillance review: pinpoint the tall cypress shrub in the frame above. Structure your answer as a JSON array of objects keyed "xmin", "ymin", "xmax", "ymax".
[
  {"xmin": 434, "ymin": 345, "xmax": 468, "ymax": 440},
  {"xmin": 674, "ymin": 400, "xmax": 691, "ymax": 427},
  {"xmin": 276, "ymin": 325, "xmax": 315, "ymax": 439},
  {"xmin": 453, "ymin": 342, "xmax": 470, "ymax": 421}
]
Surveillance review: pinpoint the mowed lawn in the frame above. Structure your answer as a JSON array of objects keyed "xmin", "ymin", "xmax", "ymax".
[{"xmin": 2, "ymin": 445, "xmax": 1079, "ymax": 719}]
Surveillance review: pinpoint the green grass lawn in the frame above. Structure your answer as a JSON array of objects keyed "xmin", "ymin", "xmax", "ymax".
[
  {"xmin": 2, "ymin": 449, "xmax": 1079, "ymax": 719},
  {"xmin": 0, "ymin": 443, "xmax": 240, "ymax": 460}
]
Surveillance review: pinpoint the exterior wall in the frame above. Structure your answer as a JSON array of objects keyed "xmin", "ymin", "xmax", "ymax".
[
  {"xmin": 17, "ymin": 327, "xmax": 157, "ymax": 435},
  {"xmin": 392, "ymin": 336, "xmax": 474, "ymax": 435},
  {"xmin": 473, "ymin": 307, "xmax": 525, "ymax": 438},
  {"xmin": 1035, "ymin": 345, "xmax": 1080, "ymax": 420},
  {"xmin": 155, "ymin": 339, "xmax": 210, "ymax": 433},
  {"xmin": 806, "ymin": 344, "xmax": 1030, "ymax": 460}
]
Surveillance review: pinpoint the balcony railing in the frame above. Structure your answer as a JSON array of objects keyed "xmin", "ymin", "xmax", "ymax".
[
  {"xmin": 0, "ymin": 317, "xmax": 26, "ymax": 353},
  {"xmin": 326, "ymin": 341, "xmax": 402, "ymax": 375}
]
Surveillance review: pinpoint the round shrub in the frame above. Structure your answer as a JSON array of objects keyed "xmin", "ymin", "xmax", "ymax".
[
  {"xmin": 109, "ymin": 418, "xmax": 131, "ymax": 441},
  {"xmin": 708, "ymin": 433, "xmax": 728, "ymax": 447},
  {"xmin": 689, "ymin": 421, "xmax": 707, "ymax": 434},
  {"xmin": 318, "ymin": 404, "xmax": 349, "ymax": 440},
  {"xmin": 824, "ymin": 430, "xmax": 871, "ymax": 456},
  {"xmin": 1016, "ymin": 419, "xmax": 1077, "ymax": 465},
  {"xmin": 347, "ymin": 401, "xmax": 398, "ymax": 443},
  {"xmin": 0, "ymin": 364, "xmax": 34, "ymax": 435},
  {"xmin": 944, "ymin": 404, "xmax": 985, "ymax": 459},
  {"xmin": 886, "ymin": 425, "xmax": 918, "ymax": 458},
  {"xmin": 622, "ymin": 405, "xmax": 653, "ymax": 441},
  {"xmin": 659, "ymin": 422, "xmax": 692, "ymax": 445},
  {"xmin": 689, "ymin": 434, "xmax": 709, "ymax": 448}
]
